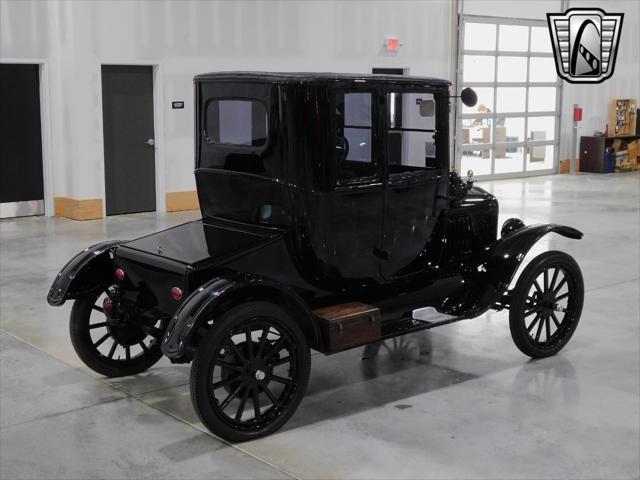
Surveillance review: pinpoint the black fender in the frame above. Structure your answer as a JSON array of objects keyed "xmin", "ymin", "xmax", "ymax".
[
  {"xmin": 440, "ymin": 222, "xmax": 582, "ymax": 318},
  {"xmin": 161, "ymin": 272, "xmax": 320, "ymax": 361},
  {"xmin": 47, "ymin": 240, "xmax": 123, "ymax": 306}
]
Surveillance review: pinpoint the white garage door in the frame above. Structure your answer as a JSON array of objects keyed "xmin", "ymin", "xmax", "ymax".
[{"xmin": 456, "ymin": 16, "xmax": 562, "ymax": 179}]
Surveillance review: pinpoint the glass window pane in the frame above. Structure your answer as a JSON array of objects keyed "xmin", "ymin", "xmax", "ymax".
[
  {"xmin": 461, "ymin": 147, "xmax": 492, "ymax": 176},
  {"xmin": 497, "ymin": 117, "xmax": 525, "ymax": 143},
  {"xmin": 388, "ymin": 92, "xmax": 439, "ymax": 171},
  {"xmin": 529, "ymin": 57, "xmax": 557, "ymax": 82},
  {"xmin": 462, "ymin": 87, "xmax": 494, "ymax": 114},
  {"xmin": 344, "ymin": 128, "xmax": 371, "ymax": 162},
  {"xmin": 497, "ymin": 57, "xmax": 527, "ymax": 82},
  {"xmin": 495, "ymin": 146, "xmax": 524, "ymax": 174},
  {"xmin": 498, "ymin": 25, "xmax": 528, "ymax": 51},
  {"xmin": 464, "ymin": 23, "xmax": 496, "ymax": 51},
  {"xmin": 496, "ymin": 87, "xmax": 526, "ymax": 112},
  {"xmin": 530, "ymin": 27, "xmax": 552, "ymax": 53},
  {"xmin": 527, "ymin": 144, "xmax": 554, "ymax": 171},
  {"xmin": 463, "ymin": 55, "xmax": 495, "ymax": 82},
  {"xmin": 335, "ymin": 92, "xmax": 376, "ymax": 184},
  {"xmin": 388, "ymin": 131, "xmax": 438, "ymax": 171},
  {"xmin": 206, "ymin": 99, "xmax": 268, "ymax": 146},
  {"xmin": 462, "ymin": 118, "xmax": 493, "ymax": 145},
  {"xmin": 528, "ymin": 87, "xmax": 556, "ymax": 112},
  {"xmin": 344, "ymin": 92, "xmax": 371, "ymax": 127},
  {"xmin": 527, "ymin": 116, "xmax": 556, "ymax": 141},
  {"xmin": 388, "ymin": 93, "xmax": 436, "ymax": 131}
]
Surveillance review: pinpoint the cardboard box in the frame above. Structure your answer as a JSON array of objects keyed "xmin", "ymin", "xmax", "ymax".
[
  {"xmin": 613, "ymin": 139, "xmax": 638, "ymax": 172},
  {"xmin": 559, "ymin": 158, "xmax": 579, "ymax": 173},
  {"xmin": 627, "ymin": 140, "xmax": 638, "ymax": 170}
]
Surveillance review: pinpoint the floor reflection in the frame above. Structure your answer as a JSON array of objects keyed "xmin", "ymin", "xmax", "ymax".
[
  {"xmin": 510, "ymin": 355, "xmax": 579, "ymax": 410},
  {"xmin": 362, "ymin": 333, "xmax": 432, "ymax": 361},
  {"xmin": 286, "ymin": 331, "xmax": 480, "ymax": 430}
]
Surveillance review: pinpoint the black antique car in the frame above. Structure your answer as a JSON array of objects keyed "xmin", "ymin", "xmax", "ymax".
[{"xmin": 48, "ymin": 72, "xmax": 584, "ymax": 442}]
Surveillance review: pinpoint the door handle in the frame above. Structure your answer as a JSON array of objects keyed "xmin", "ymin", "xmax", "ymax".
[{"xmin": 145, "ymin": 138, "xmax": 155, "ymax": 147}]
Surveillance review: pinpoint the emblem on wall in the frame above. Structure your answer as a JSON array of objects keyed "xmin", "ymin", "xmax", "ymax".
[{"xmin": 547, "ymin": 8, "xmax": 624, "ymax": 84}]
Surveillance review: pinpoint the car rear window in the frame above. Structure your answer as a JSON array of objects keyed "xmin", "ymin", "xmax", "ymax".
[{"xmin": 205, "ymin": 99, "xmax": 268, "ymax": 147}]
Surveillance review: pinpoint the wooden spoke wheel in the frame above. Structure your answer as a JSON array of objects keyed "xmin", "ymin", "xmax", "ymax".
[
  {"xmin": 190, "ymin": 302, "xmax": 310, "ymax": 442},
  {"xmin": 509, "ymin": 251, "xmax": 584, "ymax": 358},
  {"xmin": 69, "ymin": 286, "xmax": 164, "ymax": 377}
]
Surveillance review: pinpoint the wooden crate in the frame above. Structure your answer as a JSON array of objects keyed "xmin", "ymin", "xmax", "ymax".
[{"xmin": 314, "ymin": 302, "xmax": 381, "ymax": 352}]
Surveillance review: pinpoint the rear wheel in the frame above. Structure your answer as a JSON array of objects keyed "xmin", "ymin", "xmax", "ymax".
[
  {"xmin": 70, "ymin": 286, "xmax": 164, "ymax": 377},
  {"xmin": 190, "ymin": 301, "xmax": 310, "ymax": 442},
  {"xmin": 509, "ymin": 251, "xmax": 584, "ymax": 358}
]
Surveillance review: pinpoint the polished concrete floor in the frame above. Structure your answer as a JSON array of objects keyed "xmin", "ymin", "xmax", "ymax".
[{"xmin": 1, "ymin": 173, "xmax": 639, "ymax": 480}]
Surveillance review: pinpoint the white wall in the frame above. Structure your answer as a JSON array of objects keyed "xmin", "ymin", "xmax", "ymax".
[
  {"xmin": 462, "ymin": 0, "xmax": 640, "ymax": 163},
  {"xmin": 2, "ymin": 0, "xmax": 637, "ymax": 213},
  {"xmin": 1, "ymin": 0, "xmax": 454, "ymax": 212},
  {"xmin": 462, "ymin": 0, "xmax": 561, "ymax": 20},
  {"xmin": 560, "ymin": 0, "xmax": 640, "ymax": 159}
]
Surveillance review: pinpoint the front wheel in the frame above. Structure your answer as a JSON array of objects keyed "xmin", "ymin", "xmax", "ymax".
[
  {"xmin": 70, "ymin": 287, "xmax": 164, "ymax": 377},
  {"xmin": 509, "ymin": 251, "xmax": 584, "ymax": 358},
  {"xmin": 190, "ymin": 301, "xmax": 310, "ymax": 442}
]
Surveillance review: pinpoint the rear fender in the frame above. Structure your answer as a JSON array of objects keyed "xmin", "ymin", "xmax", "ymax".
[
  {"xmin": 161, "ymin": 273, "xmax": 319, "ymax": 361},
  {"xmin": 440, "ymin": 223, "xmax": 582, "ymax": 317},
  {"xmin": 47, "ymin": 241, "xmax": 123, "ymax": 306}
]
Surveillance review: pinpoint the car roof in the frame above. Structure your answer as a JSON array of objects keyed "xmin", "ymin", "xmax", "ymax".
[{"xmin": 194, "ymin": 71, "xmax": 451, "ymax": 87}]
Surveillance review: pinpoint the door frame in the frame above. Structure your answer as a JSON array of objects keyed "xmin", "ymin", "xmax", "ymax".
[
  {"xmin": 0, "ymin": 58, "xmax": 54, "ymax": 217},
  {"xmin": 97, "ymin": 60, "xmax": 165, "ymax": 216},
  {"xmin": 454, "ymin": 14, "xmax": 563, "ymax": 180},
  {"xmin": 379, "ymin": 83, "xmax": 447, "ymax": 279}
]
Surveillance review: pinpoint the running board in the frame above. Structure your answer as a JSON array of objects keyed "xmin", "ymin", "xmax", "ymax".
[
  {"xmin": 315, "ymin": 304, "xmax": 463, "ymax": 354},
  {"xmin": 380, "ymin": 307, "xmax": 461, "ymax": 340},
  {"xmin": 412, "ymin": 306, "xmax": 458, "ymax": 323}
]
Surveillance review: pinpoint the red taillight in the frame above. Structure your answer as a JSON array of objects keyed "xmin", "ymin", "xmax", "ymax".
[
  {"xmin": 171, "ymin": 287, "xmax": 183, "ymax": 301},
  {"xmin": 114, "ymin": 268, "xmax": 125, "ymax": 281},
  {"xmin": 102, "ymin": 297, "xmax": 112, "ymax": 317}
]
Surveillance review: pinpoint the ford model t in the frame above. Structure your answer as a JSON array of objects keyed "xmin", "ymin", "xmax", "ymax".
[{"xmin": 48, "ymin": 72, "xmax": 584, "ymax": 442}]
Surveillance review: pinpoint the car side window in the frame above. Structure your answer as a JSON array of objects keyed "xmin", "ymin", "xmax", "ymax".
[
  {"xmin": 335, "ymin": 92, "xmax": 377, "ymax": 185},
  {"xmin": 387, "ymin": 92, "xmax": 438, "ymax": 173},
  {"xmin": 205, "ymin": 99, "xmax": 268, "ymax": 147}
]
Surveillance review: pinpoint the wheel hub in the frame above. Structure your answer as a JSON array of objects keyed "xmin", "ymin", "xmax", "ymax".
[
  {"xmin": 101, "ymin": 301, "xmax": 147, "ymax": 346},
  {"xmin": 220, "ymin": 340, "xmax": 276, "ymax": 394},
  {"xmin": 533, "ymin": 291, "xmax": 557, "ymax": 315},
  {"xmin": 107, "ymin": 323, "xmax": 146, "ymax": 346},
  {"xmin": 541, "ymin": 292, "xmax": 557, "ymax": 313}
]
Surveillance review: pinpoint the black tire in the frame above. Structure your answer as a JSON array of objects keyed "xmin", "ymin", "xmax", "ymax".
[
  {"xmin": 509, "ymin": 251, "xmax": 584, "ymax": 359},
  {"xmin": 70, "ymin": 289, "xmax": 164, "ymax": 377},
  {"xmin": 190, "ymin": 301, "xmax": 310, "ymax": 442}
]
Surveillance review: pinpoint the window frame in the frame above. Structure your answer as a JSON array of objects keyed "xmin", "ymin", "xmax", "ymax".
[
  {"xmin": 331, "ymin": 86, "xmax": 381, "ymax": 188},
  {"xmin": 382, "ymin": 86, "xmax": 443, "ymax": 177}
]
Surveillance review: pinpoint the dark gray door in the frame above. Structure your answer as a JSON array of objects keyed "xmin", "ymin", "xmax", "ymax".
[
  {"xmin": 102, "ymin": 65, "xmax": 156, "ymax": 215},
  {"xmin": 0, "ymin": 64, "xmax": 44, "ymax": 217}
]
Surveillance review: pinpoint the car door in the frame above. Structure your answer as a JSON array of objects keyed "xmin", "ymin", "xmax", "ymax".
[
  {"xmin": 308, "ymin": 83, "xmax": 385, "ymax": 285},
  {"xmin": 380, "ymin": 87, "xmax": 447, "ymax": 280}
]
